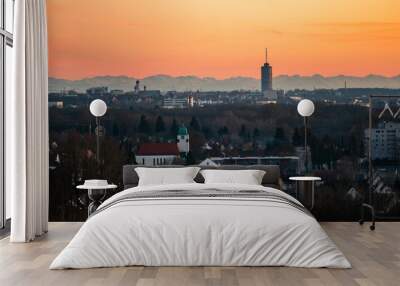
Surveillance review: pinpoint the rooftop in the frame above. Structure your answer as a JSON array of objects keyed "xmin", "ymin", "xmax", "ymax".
[{"xmin": 136, "ymin": 143, "xmax": 179, "ymax": 156}]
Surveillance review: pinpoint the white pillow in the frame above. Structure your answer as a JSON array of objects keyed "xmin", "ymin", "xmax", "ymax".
[
  {"xmin": 135, "ymin": 167, "xmax": 200, "ymax": 186},
  {"xmin": 200, "ymin": 169, "xmax": 266, "ymax": 185}
]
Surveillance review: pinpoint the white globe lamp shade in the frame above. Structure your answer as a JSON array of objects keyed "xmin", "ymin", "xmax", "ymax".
[
  {"xmin": 90, "ymin": 99, "xmax": 107, "ymax": 117},
  {"xmin": 297, "ymin": 99, "xmax": 315, "ymax": 117}
]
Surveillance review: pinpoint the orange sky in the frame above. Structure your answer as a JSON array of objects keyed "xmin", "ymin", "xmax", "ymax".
[{"xmin": 47, "ymin": 0, "xmax": 400, "ymax": 80}]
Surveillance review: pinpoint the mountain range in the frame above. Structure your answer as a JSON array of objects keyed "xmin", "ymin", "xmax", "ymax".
[{"xmin": 49, "ymin": 74, "xmax": 400, "ymax": 93}]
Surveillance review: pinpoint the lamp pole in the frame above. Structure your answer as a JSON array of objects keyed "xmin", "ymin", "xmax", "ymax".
[
  {"xmin": 89, "ymin": 99, "xmax": 107, "ymax": 172},
  {"xmin": 297, "ymin": 99, "xmax": 314, "ymax": 175},
  {"xmin": 304, "ymin": 116, "xmax": 308, "ymax": 174},
  {"xmin": 96, "ymin": 117, "xmax": 100, "ymax": 164}
]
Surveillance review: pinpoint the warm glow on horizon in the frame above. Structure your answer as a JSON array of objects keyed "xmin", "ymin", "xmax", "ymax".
[{"xmin": 47, "ymin": 0, "xmax": 400, "ymax": 80}]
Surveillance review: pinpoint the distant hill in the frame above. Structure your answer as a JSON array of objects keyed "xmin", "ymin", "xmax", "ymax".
[
  {"xmin": 49, "ymin": 74, "xmax": 400, "ymax": 93},
  {"xmin": 275, "ymin": 74, "xmax": 400, "ymax": 91}
]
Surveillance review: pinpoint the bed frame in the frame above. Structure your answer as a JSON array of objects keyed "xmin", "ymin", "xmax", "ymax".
[{"xmin": 123, "ymin": 165, "xmax": 282, "ymax": 190}]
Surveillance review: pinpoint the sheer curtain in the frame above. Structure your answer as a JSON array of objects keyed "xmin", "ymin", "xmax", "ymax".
[{"xmin": 7, "ymin": 0, "xmax": 49, "ymax": 242}]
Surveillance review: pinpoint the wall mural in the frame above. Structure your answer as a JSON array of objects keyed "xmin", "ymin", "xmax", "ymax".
[{"xmin": 47, "ymin": 0, "xmax": 400, "ymax": 221}]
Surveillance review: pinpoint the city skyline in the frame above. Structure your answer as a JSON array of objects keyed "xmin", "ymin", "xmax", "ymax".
[{"xmin": 48, "ymin": 0, "xmax": 400, "ymax": 80}]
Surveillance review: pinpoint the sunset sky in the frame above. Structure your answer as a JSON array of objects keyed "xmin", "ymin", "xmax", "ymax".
[{"xmin": 47, "ymin": 0, "xmax": 400, "ymax": 80}]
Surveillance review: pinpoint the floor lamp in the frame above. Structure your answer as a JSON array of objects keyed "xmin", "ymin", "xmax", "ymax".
[
  {"xmin": 89, "ymin": 99, "xmax": 107, "ymax": 167},
  {"xmin": 86, "ymin": 99, "xmax": 108, "ymax": 215},
  {"xmin": 297, "ymin": 99, "xmax": 315, "ymax": 174}
]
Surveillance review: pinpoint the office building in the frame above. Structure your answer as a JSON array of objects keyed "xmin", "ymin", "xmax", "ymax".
[
  {"xmin": 261, "ymin": 48, "xmax": 273, "ymax": 93},
  {"xmin": 365, "ymin": 122, "xmax": 400, "ymax": 160},
  {"xmin": 261, "ymin": 48, "xmax": 277, "ymax": 100}
]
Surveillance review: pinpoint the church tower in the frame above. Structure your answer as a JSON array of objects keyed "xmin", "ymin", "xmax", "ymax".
[{"xmin": 177, "ymin": 125, "xmax": 189, "ymax": 155}]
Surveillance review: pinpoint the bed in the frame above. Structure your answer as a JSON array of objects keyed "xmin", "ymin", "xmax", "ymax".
[{"xmin": 50, "ymin": 165, "xmax": 351, "ymax": 269}]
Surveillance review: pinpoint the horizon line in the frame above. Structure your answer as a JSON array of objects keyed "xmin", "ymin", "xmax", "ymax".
[{"xmin": 48, "ymin": 73, "xmax": 400, "ymax": 81}]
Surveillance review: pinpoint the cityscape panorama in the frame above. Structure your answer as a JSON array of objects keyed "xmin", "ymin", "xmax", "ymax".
[{"xmin": 47, "ymin": 0, "xmax": 400, "ymax": 221}]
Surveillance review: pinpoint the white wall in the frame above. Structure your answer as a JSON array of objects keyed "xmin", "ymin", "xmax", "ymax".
[
  {"xmin": 177, "ymin": 135, "xmax": 189, "ymax": 153},
  {"xmin": 136, "ymin": 155, "xmax": 178, "ymax": 166}
]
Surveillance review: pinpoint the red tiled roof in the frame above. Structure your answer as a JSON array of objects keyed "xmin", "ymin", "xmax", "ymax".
[{"xmin": 137, "ymin": 143, "xmax": 179, "ymax": 156}]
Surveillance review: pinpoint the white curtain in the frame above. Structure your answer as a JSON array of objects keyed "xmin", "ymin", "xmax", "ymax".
[{"xmin": 7, "ymin": 0, "xmax": 49, "ymax": 242}]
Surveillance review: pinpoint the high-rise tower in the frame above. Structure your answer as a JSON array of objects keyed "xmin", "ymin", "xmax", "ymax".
[{"xmin": 261, "ymin": 48, "xmax": 272, "ymax": 92}]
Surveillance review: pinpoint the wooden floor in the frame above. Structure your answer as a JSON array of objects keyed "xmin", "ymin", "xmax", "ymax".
[{"xmin": 0, "ymin": 222, "xmax": 399, "ymax": 286}]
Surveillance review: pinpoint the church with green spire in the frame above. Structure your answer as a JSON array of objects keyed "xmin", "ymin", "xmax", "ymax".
[{"xmin": 177, "ymin": 125, "xmax": 189, "ymax": 157}]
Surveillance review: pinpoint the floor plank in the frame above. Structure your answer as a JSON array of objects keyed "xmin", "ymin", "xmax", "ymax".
[{"xmin": 0, "ymin": 222, "xmax": 399, "ymax": 286}]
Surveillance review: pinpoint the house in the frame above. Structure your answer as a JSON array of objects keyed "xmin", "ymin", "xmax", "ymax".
[
  {"xmin": 199, "ymin": 158, "xmax": 219, "ymax": 167},
  {"xmin": 135, "ymin": 125, "xmax": 190, "ymax": 166},
  {"xmin": 199, "ymin": 155, "xmax": 300, "ymax": 177},
  {"xmin": 135, "ymin": 143, "xmax": 180, "ymax": 166}
]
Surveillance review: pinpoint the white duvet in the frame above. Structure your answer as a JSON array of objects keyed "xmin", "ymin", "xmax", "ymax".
[{"xmin": 50, "ymin": 183, "xmax": 351, "ymax": 269}]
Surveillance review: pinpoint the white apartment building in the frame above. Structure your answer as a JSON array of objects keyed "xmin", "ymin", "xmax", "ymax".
[
  {"xmin": 162, "ymin": 97, "xmax": 189, "ymax": 109},
  {"xmin": 365, "ymin": 122, "xmax": 400, "ymax": 160}
]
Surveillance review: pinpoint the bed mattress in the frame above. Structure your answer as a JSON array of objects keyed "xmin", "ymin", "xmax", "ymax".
[{"xmin": 50, "ymin": 183, "xmax": 351, "ymax": 269}]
